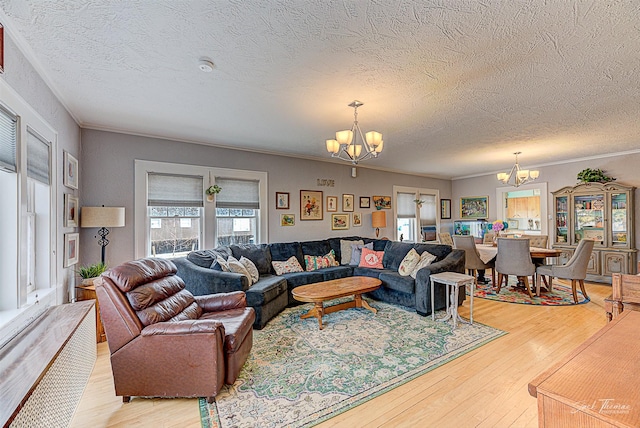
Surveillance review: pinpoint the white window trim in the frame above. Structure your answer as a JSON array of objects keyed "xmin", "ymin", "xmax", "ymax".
[
  {"xmin": 0, "ymin": 78, "xmax": 58, "ymax": 347},
  {"xmin": 134, "ymin": 160, "xmax": 268, "ymax": 258},
  {"xmin": 393, "ymin": 185, "xmax": 440, "ymax": 242}
]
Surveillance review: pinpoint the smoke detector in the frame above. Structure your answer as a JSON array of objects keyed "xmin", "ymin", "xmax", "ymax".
[{"xmin": 198, "ymin": 59, "xmax": 215, "ymax": 73}]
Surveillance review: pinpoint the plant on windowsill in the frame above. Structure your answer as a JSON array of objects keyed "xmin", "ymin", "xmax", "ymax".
[
  {"xmin": 206, "ymin": 184, "xmax": 222, "ymax": 202},
  {"xmin": 76, "ymin": 262, "xmax": 107, "ymax": 286},
  {"xmin": 577, "ymin": 168, "xmax": 616, "ymax": 184}
]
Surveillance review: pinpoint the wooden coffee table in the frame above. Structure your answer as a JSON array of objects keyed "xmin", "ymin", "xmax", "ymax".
[{"xmin": 291, "ymin": 276, "xmax": 382, "ymax": 330}]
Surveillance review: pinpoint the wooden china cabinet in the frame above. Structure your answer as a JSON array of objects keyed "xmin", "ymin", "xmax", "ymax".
[{"xmin": 552, "ymin": 182, "xmax": 637, "ymax": 283}]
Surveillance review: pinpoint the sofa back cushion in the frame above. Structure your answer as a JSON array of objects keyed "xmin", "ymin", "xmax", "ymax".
[
  {"xmin": 301, "ymin": 240, "xmax": 331, "ymax": 257},
  {"xmin": 382, "ymin": 241, "xmax": 414, "ymax": 271},
  {"xmin": 230, "ymin": 243, "xmax": 272, "ymax": 275},
  {"xmin": 413, "ymin": 243, "xmax": 452, "ymax": 262},
  {"xmin": 268, "ymin": 241, "xmax": 304, "ymax": 267}
]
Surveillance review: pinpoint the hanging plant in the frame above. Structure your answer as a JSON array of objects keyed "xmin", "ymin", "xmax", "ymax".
[
  {"xmin": 577, "ymin": 168, "xmax": 616, "ymax": 183},
  {"xmin": 206, "ymin": 184, "xmax": 222, "ymax": 195},
  {"xmin": 413, "ymin": 199, "xmax": 425, "ymax": 208}
]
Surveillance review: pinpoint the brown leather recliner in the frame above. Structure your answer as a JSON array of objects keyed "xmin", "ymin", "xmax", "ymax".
[{"xmin": 95, "ymin": 258, "xmax": 255, "ymax": 402}]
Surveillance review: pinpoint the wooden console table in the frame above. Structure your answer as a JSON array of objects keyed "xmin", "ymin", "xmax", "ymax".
[
  {"xmin": 76, "ymin": 282, "xmax": 106, "ymax": 343},
  {"xmin": 528, "ymin": 310, "xmax": 640, "ymax": 427}
]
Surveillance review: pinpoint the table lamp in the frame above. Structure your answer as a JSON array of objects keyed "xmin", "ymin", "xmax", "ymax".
[
  {"xmin": 371, "ymin": 211, "xmax": 386, "ymax": 238},
  {"xmin": 81, "ymin": 206, "xmax": 125, "ymax": 264}
]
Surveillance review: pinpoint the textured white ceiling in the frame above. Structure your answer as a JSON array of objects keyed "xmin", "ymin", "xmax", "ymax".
[{"xmin": 1, "ymin": 0, "xmax": 639, "ymax": 178}]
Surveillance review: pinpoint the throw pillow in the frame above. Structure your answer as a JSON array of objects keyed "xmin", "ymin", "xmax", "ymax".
[
  {"xmin": 398, "ymin": 248, "xmax": 420, "ymax": 276},
  {"xmin": 304, "ymin": 254, "xmax": 331, "ymax": 271},
  {"xmin": 216, "ymin": 255, "xmax": 230, "ymax": 272},
  {"xmin": 340, "ymin": 239, "xmax": 364, "ymax": 265},
  {"xmin": 325, "ymin": 249, "xmax": 339, "ymax": 267},
  {"xmin": 410, "ymin": 251, "xmax": 437, "ymax": 279},
  {"xmin": 226, "ymin": 256, "xmax": 252, "ymax": 284},
  {"xmin": 272, "ymin": 255, "xmax": 304, "ymax": 275},
  {"xmin": 350, "ymin": 242, "xmax": 374, "ymax": 266},
  {"xmin": 359, "ymin": 247, "xmax": 385, "ymax": 269},
  {"xmin": 239, "ymin": 256, "xmax": 260, "ymax": 284}
]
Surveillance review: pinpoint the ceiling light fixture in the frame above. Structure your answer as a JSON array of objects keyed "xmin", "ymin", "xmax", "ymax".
[
  {"xmin": 496, "ymin": 152, "xmax": 540, "ymax": 188},
  {"xmin": 325, "ymin": 100, "xmax": 383, "ymax": 165},
  {"xmin": 198, "ymin": 59, "xmax": 215, "ymax": 73}
]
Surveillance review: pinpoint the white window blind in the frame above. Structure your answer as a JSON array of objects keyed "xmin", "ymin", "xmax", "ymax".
[
  {"xmin": 419, "ymin": 194, "xmax": 437, "ymax": 224},
  {"xmin": 27, "ymin": 128, "xmax": 50, "ymax": 185},
  {"xmin": 0, "ymin": 105, "xmax": 17, "ymax": 172},
  {"xmin": 148, "ymin": 173, "xmax": 203, "ymax": 207},
  {"xmin": 397, "ymin": 192, "xmax": 416, "ymax": 219},
  {"xmin": 215, "ymin": 178, "xmax": 260, "ymax": 209}
]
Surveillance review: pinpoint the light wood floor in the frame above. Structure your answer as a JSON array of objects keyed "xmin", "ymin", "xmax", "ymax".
[{"xmin": 71, "ymin": 280, "xmax": 612, "ymax": 428}]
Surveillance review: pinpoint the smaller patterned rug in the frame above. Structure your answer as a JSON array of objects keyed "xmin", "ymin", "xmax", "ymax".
[{"xmin": 472, "ymin": 276, "xmax": 589, "ymax": 305}]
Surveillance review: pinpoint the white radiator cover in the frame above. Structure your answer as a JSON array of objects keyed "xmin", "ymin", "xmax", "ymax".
[{"xmin": 9, "ymin": 306, "xmax": 96, "ymax": 428}]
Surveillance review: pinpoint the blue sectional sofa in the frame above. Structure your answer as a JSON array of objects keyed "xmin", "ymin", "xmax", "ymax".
[{"xmin": 172, "ymin": 236, "xmax": 465, "ymax": 329}]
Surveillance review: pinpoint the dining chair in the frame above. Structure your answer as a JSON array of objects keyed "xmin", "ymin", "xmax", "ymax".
[
  {"xmin": 523, "ymin": 235, "xmax": 548, "ymax": 248},
  {"xmin": 437, "ymin": 232, "xmax": 454, "ymax": 247},
  {"xmin": 495, "ymin": 238, "xmax": 535, "ymax": 298},
  {"xmin": 535, "ymin": 239, "xmax": 595, "ymax": 303},
  {"xmin": 453, "ymin": 235, "xmax": 495, "ymax": 285},
  {"xmin": 482, "ymin": 232, "xmax": 495, "ymax": 245}
]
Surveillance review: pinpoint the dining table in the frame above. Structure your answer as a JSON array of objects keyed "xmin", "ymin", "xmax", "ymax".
[{"xmin": 476, "ymin": 243, "xmax": 562, "ymax": 265}]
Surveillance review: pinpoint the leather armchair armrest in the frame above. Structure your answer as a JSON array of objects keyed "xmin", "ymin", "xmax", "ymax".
[
  {"xmin": 141, "ymin": 319, "xmax": 224, "ymax": 336},
  {"xmin": 195, "ymin": 291, "xmax": 247, "ymax": 312}
]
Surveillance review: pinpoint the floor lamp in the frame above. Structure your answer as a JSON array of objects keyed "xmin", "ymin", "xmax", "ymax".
[{"xmin": 81, "ymin": 206, "xmax": 125, "ymax": 265}]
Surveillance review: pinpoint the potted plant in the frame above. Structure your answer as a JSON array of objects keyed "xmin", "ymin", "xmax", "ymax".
[
  {"xmin": 205, "ymin": 184, "xmax": 222, "ymax": 202},
  {"xmin": 577, "ymin": 168, "xmax": 616, "ymax": 183},
  {"xmin": 76, "ymin": 262, "xmax": 107, "ymax": 286}
]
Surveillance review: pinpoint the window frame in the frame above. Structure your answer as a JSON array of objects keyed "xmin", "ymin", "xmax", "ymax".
[
  {"xmin": 393, "ymin": 185, "xmax": 440, "ymax": 242},
  {"xmin": 134, "ymin": 160, "xmax": 268, "ymax": 258}
]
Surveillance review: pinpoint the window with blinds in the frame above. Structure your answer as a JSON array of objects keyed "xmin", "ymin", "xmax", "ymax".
[
  {"xmin": 215, "ymin": 177, "xmax": 260, "ymax": 246},
  {"xmin": 395, "ymin": 187, "xmax": 438, "ymax": 242},
  {"xmin": 27, "ymin": 128, "xmax": 50, "ymax": 184},
  {"xmin": 0, "ymin": 104, "xmax": 17, "ymax": 172},
  {"xmin": 147, "ymin": 173, "xmax": 203, "ymax": 257}
]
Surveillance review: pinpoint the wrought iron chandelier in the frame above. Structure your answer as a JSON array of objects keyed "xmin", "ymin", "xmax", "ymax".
[
  {"xmin": 325, "ymin": 100, "xmax": 383, "ymax": 165},
  {"xmin": 496, "ymin": 152, "xmax": 540, "ymax": 188}
]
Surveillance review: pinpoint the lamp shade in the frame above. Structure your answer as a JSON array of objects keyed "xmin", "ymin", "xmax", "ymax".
[
  {"xmin": 371, "ymin": 211, "xmax": 386, "ymax": 228},
  {"xmin": 81, "ymin": 207, "xmax": 125, "ymax": 228}
]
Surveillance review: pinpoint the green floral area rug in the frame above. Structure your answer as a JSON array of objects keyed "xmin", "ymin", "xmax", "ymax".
[
  {"xmin": 200, "ymin": 298, "xmax": 505, "ymax": 428},
  {"xmin": 473, "ymin": 276, "xmax": 589, "ymax": 305}
]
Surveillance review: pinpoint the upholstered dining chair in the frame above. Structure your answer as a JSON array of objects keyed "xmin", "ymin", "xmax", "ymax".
[
  {"xmin": 483, "ymin": 232, "xmax": 495, "ymax": 245},
  {"xmin": 438, "ymin": 232, "xmax": 454, "ymax": 247},
  {"xmin": 96, "ymin": 258, "xmax": 255, "ymax": 403},
  {"xmin": 523, "ymin": 235, "xmax": 549, "ymax": 248},
  {"xmin": 495, "ymin": 238, "xmax": 535, "ymax": 298},
  {"xmin": 535, "ymin": 239, "xmax": 595, "ymax": 303},
  {"xmin": 453, "ymin": 235, "xmax": 495, "ymax": 285}
]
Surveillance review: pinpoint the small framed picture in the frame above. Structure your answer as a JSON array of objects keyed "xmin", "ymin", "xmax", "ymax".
[
  {"xmin": 352, "ymin": 212, "xmax": 362, "ymax": 227},
  {"xmin": 342, "ymin": 194, "xmax": 354, "ymax": 212},
  {"xmin": 64, "ymin": 232, "xmax": 79, "ymax": 267},
  {"xmin": 326, "ymin": 196, "xmax": 338, "ymax": 212},
  {"xmin": 359, "ymin": 196, "xmax": 370, "ymax": 209},
  {"xmin": 300, "ymin": 190, "xmax": 323, "ymax": 220},
  {"xmin": 64, "ymin": 194, "xmax": 79, "ymax": 227},
  {"xmin": 276, "ymin": 192, "xmax": 290, "ymax": 209},
  {"xmin": 440, "ymin": 199, "xmax": 451, "ymax": 220},
  {"xmin": 331, "ymin": 214, "xmax": 350, "ymax": 230},
  {"xmin": 280, "ymin": 214, "xmax": 295, "ymax": 226},
  {"xmin": 373, "ymin": 195, "xmax": 392, "ymax": 210},
  {"xmin": 460, "ymin": 196, "xmax": 489, "ymax": 219},
  {"xmin": 63, "ymin": 151, "xmax": 79, "ymax": 190}
]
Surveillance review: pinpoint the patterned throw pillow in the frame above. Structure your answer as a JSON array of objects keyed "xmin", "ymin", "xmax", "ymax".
[
  {"xmin": 350, "ymin": 242, "xmax": 374, "ymax": 266},
  {"xmin": 305, "ymin": 250, "xmax": 340, "ymax": 271},
  {"xmin": 216, "ymin": 255, "xmax": 230, "ymax": 272},
  {"xmin": 410, "ymin": 251, "xmax": 437, "ymax": 278},
  {"xmin": 239, "ymin": 256, "xmax": 260, "ymax": 284},
  {"xmin": 359, "ymin": 247, "xmax": 385, "ymax": 269},
  {"xmin": 340, "ymin": 239, "xmax": 364, "ymax": 265},
  {"xmin": 272, "ymin": 256, "xmax": 304, "ymax": 275},
  {"xmin": 398, "ymin": 248, "xmax": 420, "ymax": 276},
  {"xmin": 226, "ymin": 256, "xmax": 252, "ymax": 284}
]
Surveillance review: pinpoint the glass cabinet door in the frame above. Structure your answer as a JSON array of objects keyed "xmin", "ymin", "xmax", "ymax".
[
  {"xmin": 610, "ymin": 192, "xmax": 628, "ymax": 247},
  {"xmin": 573, "ymin": 194, "xmax": 605, "ymax": 246},
  {"xmin": 555, "ymin": 196, "xmax": 568, "ymax": 244}
]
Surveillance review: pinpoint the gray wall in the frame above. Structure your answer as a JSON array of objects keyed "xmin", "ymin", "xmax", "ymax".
[
  {"xmin": 3, "ymin": 32, "xmax": 81, "ymax": 303},
  {"xmin": 451, "ymin": 152, "xmax": 640, "ymax": 249},
  {"xmin": 79, "ymin": 129, "xmax": 452, "ymax": 267}
]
